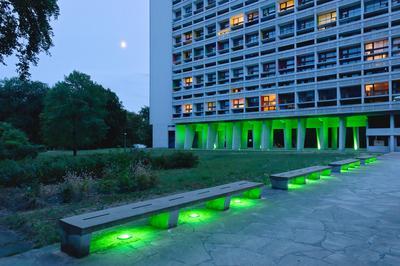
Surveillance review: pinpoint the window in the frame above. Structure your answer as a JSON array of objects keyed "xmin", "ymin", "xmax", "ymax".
[
  {"xmin": 279, "ymin": 57, "xmax": 295, "ymax": 74},
  {"xmin": 246, "ymin": 97, "xmax": 259, "ymax": 108},
  {"xmin": 232, "ymin": 68, "xmax": 244, "ymax": 78},
  {"xmin": 247, "ymin": 11, "xmax": 259, "ymax": 22},
  {"xmin": 261, "ymin": 27, "xmax": 275, "ymax": 41},
  {"xmin": 232, "ymin": 99, "xmax": 245, "ymax": 108},
  {"xmin": 261, "ymin": 94, "xmax": 277, "ymax": 111},
  {"xmin": 278, "ymin": 93, "xmax": 295, "ymax": 109},
  {"xmin": 365, "ymin": 82, "xmax": 389, "ymax": 96},
  {"xmin": 246, "ymin": 33, "xmax": 259, "ymax": 45},
  {"xmin": 280, "ymin": 23, "xmax": 294, "ymax": 35},
  {"xmin": 318, "ymin": 11, "xmax": 337, "ymax": 29},
  {"xmin": 339, "ymin": 4, "xmax": 361, "ymax": 22},
  {"xmin": 364, "ymin": 39, "xmax": 388, "ymax": 61},
  {"xmin": 231, "ymin": 88, "xmax": 243, "ymax": 93},
  {"xmin": 340, "ymin": 45, "xmax": 361, "ymax": 64},
  {"xmin": 262, "ymin": 62, "xmax": 276, "ymax": 75},
  {"xmin": 183, "ymin": 77, "xmax": 193, "ymax": 86},
  {"xmin": 184, "ymin": 104, "xmax": 193, "ymax": 113},
  {"xmin": 364, "ymin": 0, "xmax": 388, "ymax": 13},
  {"xmin": 297, "ymin": 17, "xmax": 314, "ymax": 31},
  {"xmin": 279, "ymin": 0, "xmax": 294, "ymax": 12},
  {"xmin": 207, "ymin": 102, "xmax": 216, "ymax": 111},
  {"xmin": 318, "ymin": 49, "xmax": 336, "ymax": 68},
  {"xmin": 247, "ymin": 65, "xmax": 259, "ymax": 77},
  {"xmin": 297, "ymin": 54, "xmax": 314, "ymax": 71},
  {"xmin": 230, "ymin": 14, "xmax": 244, "ymax": 27},
  {"xmin": 262, "ymin": 5, "xmax": 275, "ymax": 17},
  {"xmin": 392, "ymin": 37, "xmax": 400, "ymax": 57}
]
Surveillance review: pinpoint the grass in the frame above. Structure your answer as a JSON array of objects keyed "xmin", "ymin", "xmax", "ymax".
[{"xmin": 0, "ymin": 149, "xmax": 360, "ymax": 249}]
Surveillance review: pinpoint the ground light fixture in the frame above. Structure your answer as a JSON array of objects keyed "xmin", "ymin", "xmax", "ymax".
[
  {"xmin": 189, "ymin": 213, "xmax": 200, "ymax": 218},
  {"xmin": 117, "ymin": 234, "xmax": 132, "ymax": 240},
  {"xmin": 233, "ymin": 199, "xmax": 242, "ymax": 204}
]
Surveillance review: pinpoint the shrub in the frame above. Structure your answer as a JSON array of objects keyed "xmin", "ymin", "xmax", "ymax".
[
  {"xmin": 152, "ymin": 152, "xmax": 199, "ymax": 169},
  {"xmin": 0, "ymin": 160, "xmax": 36, "ymax": 187},
  {"xmin": 130, "ymin": 162, "xmax": 158, "ymax": 191},
  {"xmin": 60, "ymin": 171, "xmax": 95, "ymax": 203}
]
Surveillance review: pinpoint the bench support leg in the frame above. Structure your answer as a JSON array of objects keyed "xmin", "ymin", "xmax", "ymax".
[
  {"xmin": 206, "ymin": 196, "xmax": 231, "ymax": 211},
  {"xmin": 270, "ymin": 179, "xmax": 289, "ymax": 190},
  {"xmin": 243, "ymin": 188, "xmax": 262, "ymax": 199},
  {"xmin": 149, "ymin": 210, "xmax": 180, "ymax": 229},
  {"xmin": 331, "ymin": 165, "xmax": 341, "ymax": 173},
  {"xmin": 60, "ymin": 229, "xmax": 91, "ymax": 258}
]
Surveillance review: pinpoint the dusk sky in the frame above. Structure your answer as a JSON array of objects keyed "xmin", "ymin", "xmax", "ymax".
[{"xmin": 0, "ymin": 0, "xmax": 150, "ymax": 112}]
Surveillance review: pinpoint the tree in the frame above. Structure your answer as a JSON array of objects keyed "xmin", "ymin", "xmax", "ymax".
[
  {"xmin": 137, "ymin": 106, "xmax": 152, "ymax": 147},
  {"xmin": 0, "ymin": 78, "xmax": 49, "ymax": 144},
  {"xmin": 0, "ymin": 0, "xmax": 59, "ymax": 79},
  {"xmin": 100, "ymin": 89, "xmax": 127, "ymax": 148},
  {"xmin": 41, "ymin": 71, "xmax": 108, "ymax": 156}
]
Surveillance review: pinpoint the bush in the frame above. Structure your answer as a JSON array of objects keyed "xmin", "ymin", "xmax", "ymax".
[
  {"xmin": 60, "ymin": 171, "xmax": 95, "ymax": 203},
  {"xmin": 0, "ymin": 160, "xmax": 36, "ymax": 187},
  {"xmin": 152, "ymin": 152, "xmax": 199, "ymax": 169}
]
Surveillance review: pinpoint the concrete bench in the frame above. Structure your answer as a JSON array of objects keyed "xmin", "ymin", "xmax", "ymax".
[
  {"xmin": 357, "ymin": 155, "xmax": 377, "ymax": 165},
  {"xmin": 59, "ymin": 180, "xmax": 264, "ymax": 258},
  {"xmin": 270, "ymin": 166, "xmax": 332, "ymax": 190},
  {"xmin": 329, "ymin": 159, "xmax": 361, "ymax": 173}
]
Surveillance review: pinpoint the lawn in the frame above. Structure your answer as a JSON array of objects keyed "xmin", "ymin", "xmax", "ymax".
[{"xmin": 0, "ymin": 149, "xmax": 360, "ymax": 248}]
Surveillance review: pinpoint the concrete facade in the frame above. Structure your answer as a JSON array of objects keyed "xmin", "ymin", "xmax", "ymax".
[{"xmin": 150, "ymin": 0, "xmax": 400, "ymax": 151}]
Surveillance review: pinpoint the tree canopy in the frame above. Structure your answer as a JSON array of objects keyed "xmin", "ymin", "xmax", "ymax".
[
  {"xmin": 0, "ymin": 78, "xmax": 49, "ymax": 143},
  {"xmin": 0, "ymin": 0, "xmax": 59, "ymax": 79},
  {"xmin": 41, "ymin": 71, "xmax": 109, "ymax": 156}
]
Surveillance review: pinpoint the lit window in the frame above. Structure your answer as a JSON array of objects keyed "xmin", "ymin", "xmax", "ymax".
[
  {"xmin": 279, "ymin": 0, "xmax": 294, "ymax": 11},
  {"xmin": 231, "ymin": 88, "xmax": 242, "ymax": 93},
  {"xmin": 365, "ymin": 82, "xmax": 389, "ymax": 97},
  {"xmin": 247, "ymin": 11, "xmax": 259, "ymax": 22},
  {"xmin": 184, "ymin": 32, "xmax": 192, "ymax": 41},
  {"xmin": 232, "ymin": 99, "xmax": 245, "ymax": 108},
  {"xmin": 364, "ymin": 39, "xmax": 388, "ymax": 61},
  {"xmin": 230, "ymin": 14, "xmax": 244, "ymax": 27},
  {"xmin": 184, "ymin": 77, "xmax": 193, "ymax": 86},
  {"xmin": 261, "ymin": 94, "xmax": 277, "ymax": 111},
  {"xmin": 184, "ymin": 104, "xmax": 193, "ymax": 113},
  {"xmin": 207, "ymin": 102, "xmax": 216, "ymax": 111},
  {"xmin": 318, "ymin": 12, "xmax": 337, "ymax": 28}
]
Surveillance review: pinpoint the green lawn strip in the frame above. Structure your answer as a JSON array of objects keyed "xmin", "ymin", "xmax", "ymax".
[{"xmin": 0, "ymin": 150, "xmax": 359, "ymax": 248}]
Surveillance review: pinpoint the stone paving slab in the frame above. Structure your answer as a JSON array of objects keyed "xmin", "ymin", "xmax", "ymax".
[{"xmin": 1, "ymin": 153, "xmax": 400, "ymax": 265}]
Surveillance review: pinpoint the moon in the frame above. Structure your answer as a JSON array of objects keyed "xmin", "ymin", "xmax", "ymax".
[{"xmin": 120, "ymin": 41, "xmax": 127, "ymax": 49}]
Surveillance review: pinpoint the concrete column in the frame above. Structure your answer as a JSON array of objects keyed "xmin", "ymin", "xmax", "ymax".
[
  {"xmin": 318, "ymin": 121, "xmax": 329, "ymax": 150},
  {"xmin": 331, "ymin": 127, "xmax": 338, "ymax": 149},
  {"xmin": 253, "ymin": 122, "xmax": 262, "ymax": 150},
  {"xmin": 339, "ymin": 117, "xmax": 346, "ymax": 151},
  {"xmin": 261, "ymin": 121, "xmax": 272, "ymax": 150},
  {"xmin": 232, "ymin": 122, "xmax": 242, "ymax": 150},
  {"xmin": 284, "ymin": 122, "xmax": 292, "ymax": 150},
  {"xmin": 184, "ymin": 125, "xmax": 195, "ymax": 150},
  {"xmin": 206, "ymin": 124, "xmax": 218, "ymax": 150},
  {"xmin": 390, "ymin": 114, "xmax": 395, "ymax": 152},
  {"xmin": 297, "ymin": 118, "xmax": 306, "ymax": 151},
  {"xmin": 353, "ymin": 127, "xmax": 360, "ymax": 150}
]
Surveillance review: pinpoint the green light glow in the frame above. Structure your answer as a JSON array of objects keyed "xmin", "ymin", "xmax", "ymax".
[
  {"xmin": 307, "ymin": 172, "xmax": 320, "ymax": 180},
  {"xmin": 230, "ymin": 197, "xmax": 258, "ymax": 208},
  {"xmin": 243, "ymin": 188, "xmax": 262, "ymax": 199},
  {"xmin": 206, "ymin": 197, "xmax": 228, "ymax": 211},
  {"xmin": 90, "ymin": 225, "xmax": 159, "ymax": 253},
  {"xmin": 149, "ymin": 212, "xmax": 173, "ymax": 229},
  {"xmin": 320, "ymin": 169, "xmax": 332, "ymax": 177},
  {"xmin": 290, "ymin": 176, "xmax": 306, "ymax": 185},
  {"xmin": 179, "ymin": 209, "xmax": 219, "ymax": 225}
]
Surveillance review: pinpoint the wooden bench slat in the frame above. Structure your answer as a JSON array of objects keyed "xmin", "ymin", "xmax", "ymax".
[
  {"xmin": 329, "ymin": 159, "xmax": 359, "ymax": 166},
  {"xmin": 271, "ymin": 166, "xmax": 331, "ymax": 179}
]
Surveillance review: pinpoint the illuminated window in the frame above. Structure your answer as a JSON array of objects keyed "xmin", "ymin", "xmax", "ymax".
[
  {"xmin": 232, "ymin": 99, "xmax": 245, "ymax": 108},
  {"xmin": 184, "ymin": 104, "xmax": 193, "ymax": 113},
  {"xmin": 364, "ymin": 39, "xmax": 388, "ymax": 61},
  {"xmin": 207, "ymin": 102, "xmax": 216, "ymax": 111},
  {"xmin": 184, "ymin": 32, "xmax": 192, "ymax": 41},
  {"xmin": 261, "ymin": 95, "xmax": 277, "ymax": 111},
  {"xmin": 230, "ymin": 14, "xmax": 244, "ymax": 27},
  {"xmin": 365, "ymin": 82, "xmax": 389, "ymax": 97},
  {"xmin": 247, "ymin": 11, "xmax": 259, "ymax": 22},
  {"xmin": 184, "ymin": 77, "xmax": 193, "ymax": 86},
  {"xmin": 231, "ymin": 88, "xmax": 243, "ymax": 93},
  {"xmin": 279, "ymin": 0, "xmax": 294, "ymax": 11},
  {"xmin": 318, "ymin": 11, "xmax": 337, "ymax": 29}
]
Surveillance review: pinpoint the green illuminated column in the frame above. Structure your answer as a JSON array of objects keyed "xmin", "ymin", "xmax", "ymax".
[
  {"xmin": 253, "ymin": 122, "xmax": 262, "ymax": 150},
  {"xmin": 331, "ymin": 127, "xmax": 338, "ymax": 149},
  {"xmin": 297, "ymin": 118, "xmax": 306, "ymax": 151},
  {"xmin": 232, "ymin": 122, "xmax": 242, "ymax": 150},
  {"xmin": 353, "ymin": 127, "xmax": 359, "ymax": 150},
  {"xmin": 318, "ymin": 120, "xmax": 329, "ymax": 150},
  {"xmin": 226, "ymin": 123, "xmax": 233, "ymax": 149},
  {"xmin": 284, "ymin": 122, "xmax": 292, "ymax": 150},
  {"xmin": 175, "ymin": 125, "xmax": 186, "ymax": 149},
  {"xmin": 207, "ymin": 124, "xmax": 218, "ymax": 150},
  {"xmin": 261, "ymin": 120, "xmax": 272, "ymax": 150},
  {"xmin": 184, "ymin": 125, "xmax": 195, "ymax": 150},
  {"xmin": 339, "ymin": 117, "xmax": 346, "ymax": 151}
]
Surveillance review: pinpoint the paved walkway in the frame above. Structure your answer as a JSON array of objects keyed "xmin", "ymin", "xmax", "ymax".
[{"xmin": 1, "ymin": 153, "xmax": 400, "ymax": 266}]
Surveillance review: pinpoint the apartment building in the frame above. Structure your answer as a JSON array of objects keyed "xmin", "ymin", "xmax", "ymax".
[{"xmin": 150, "ymin": 0, "xmax": 400, "ymax": 152}]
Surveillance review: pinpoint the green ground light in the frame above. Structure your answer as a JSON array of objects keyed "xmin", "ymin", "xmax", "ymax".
[
  {"xmin": 230, "ymin": 197, "xmax": 258, "ymax": 208},
  {"xmin": 90, "ymin": 225, "xmax": 160, "ymax": 253},
  {"xmin": 178, "ymin": 208, "xmax": 220, "ymax": 225}
]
